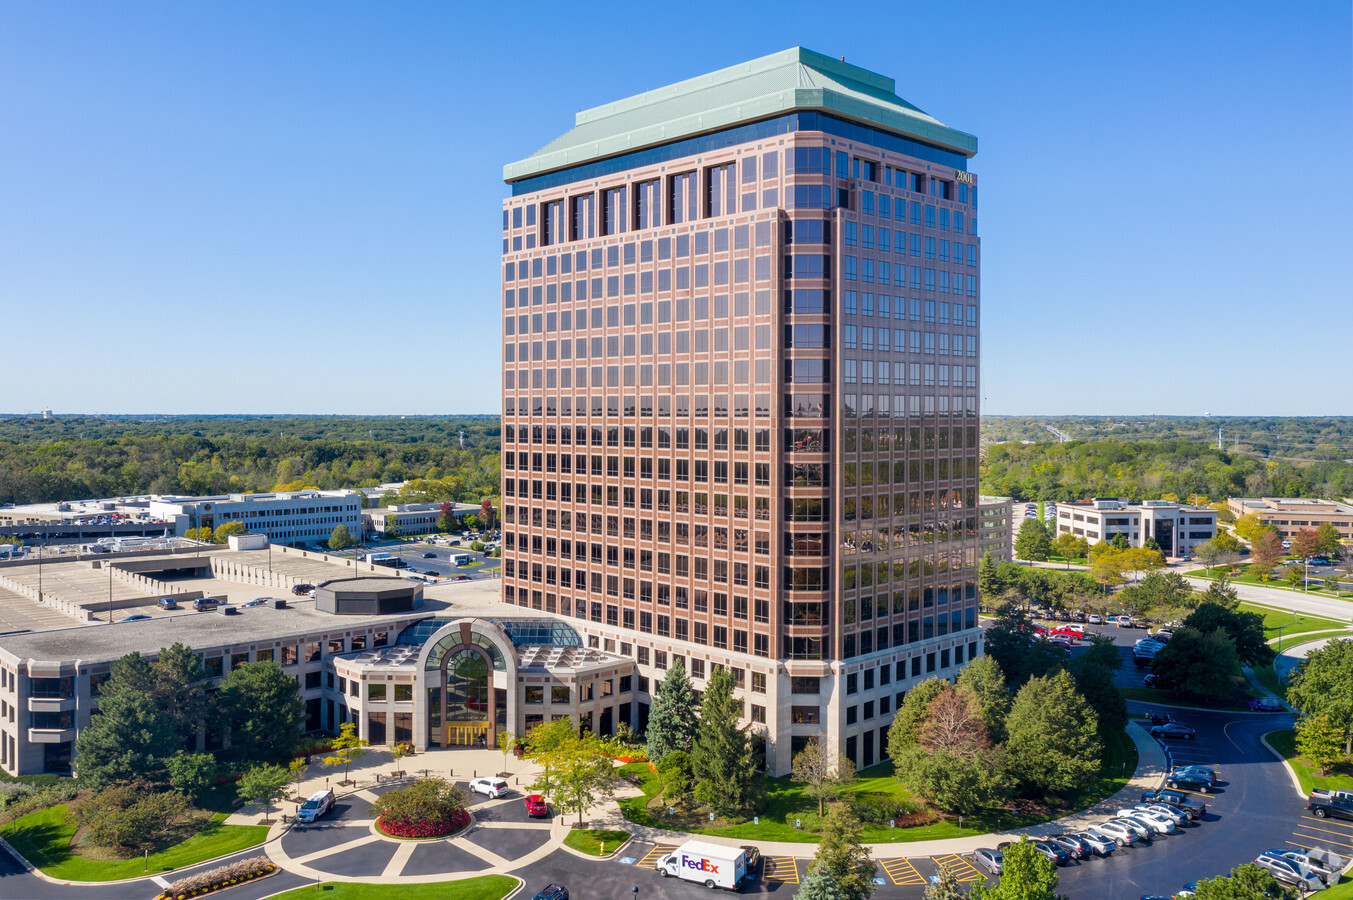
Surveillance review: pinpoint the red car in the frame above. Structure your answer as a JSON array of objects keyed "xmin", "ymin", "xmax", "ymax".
[
  {"xmin": 525, "ymin": 794, "xmax": 549, "ymax": 818},
  {"xmin": 1050, "ymin": 628, "xmax": 1082, "ymax": 641}
]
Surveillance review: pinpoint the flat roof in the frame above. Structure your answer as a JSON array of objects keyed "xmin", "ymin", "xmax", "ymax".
[{"xmin": 0, "ymin": 598, "xmax": 441, "ymax": 665}]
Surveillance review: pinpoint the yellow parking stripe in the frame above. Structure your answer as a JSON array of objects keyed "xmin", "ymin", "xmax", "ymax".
[
  {"xmin": 1298, "ymin": 817, "xmax": 1353, "ymax": 833},
  {"xmin": 762, "ymin": 857, "xmax": 800, "ymax": 884},
  {"xmin": 1293, "ymin": 830, "xmax": 1353, "ymax": 850},
  {"xmin": 936, "ymin": 853, "xmax": 985, "ymax": 883},
  {"xmin": 640, "ymin": 845, "xmax": 676, "ymax": 868},
  {"xmin": 880, "ymin": 858, "xmax": 926, "ymax": 885},
  {"xmin": 1299, "ymin": 816, "xmax": 1353, "ymax": 831}
]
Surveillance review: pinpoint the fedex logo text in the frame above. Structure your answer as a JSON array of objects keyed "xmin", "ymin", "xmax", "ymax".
[{"xmin": 681, "ymin": 855, "xmax": 719, "ymax": 874}]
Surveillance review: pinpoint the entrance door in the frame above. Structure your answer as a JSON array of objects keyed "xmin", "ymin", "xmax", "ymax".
[{"xmin": 443, "ymin": 648, "xmax": 491, "ymax": 747}]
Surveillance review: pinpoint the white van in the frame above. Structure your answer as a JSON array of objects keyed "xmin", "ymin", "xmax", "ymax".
[{"xmin": 296, "ymin": 788, "xmax": 335, "ymax": 823}]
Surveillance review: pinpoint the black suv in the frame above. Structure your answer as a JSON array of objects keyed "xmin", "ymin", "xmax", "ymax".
[
  {"xmin": 1140, "ymin": 789, "xmax": 1205, "ymax": 818},
  {"xmin": 531, "ymin": 886, "xmax": 568, "ymax": 900}
]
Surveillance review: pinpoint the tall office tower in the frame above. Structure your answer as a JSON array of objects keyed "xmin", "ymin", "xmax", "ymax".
[{"xmin": 500, "ymin": 48, "xmax": 980, "ymax": 775}]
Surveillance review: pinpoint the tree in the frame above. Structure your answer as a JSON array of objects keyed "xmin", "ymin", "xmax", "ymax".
[
  {"xmin": 498, "ymin": 729, "xmax": 515, "ymax": 772},
  {"xmin": 956, "ymin": 655, "xmax": 1011, "ymax": 742},
  {"xmin": 1197, "ymin": 575, "xmax": 1239, "ymax": 610},
  {"xmin": 808, "ymin": 805, "xmax": 874, "ymax": 900},
  {"xmin": 1118, "ymin": 572, "xmax": 1194, "ymax": 618},
  {"xmin": 526, "ymin": 730, "xmax": 617, "ymax": 825},
  {"xmin": 792, "ymin": 738, "xmax": 857, "ymax": 815},
  {"xmin": 166, "ymin": 751, "xmax": 217, "ymax": 799},
  {"xmin": 1290, "ymin": 527, "xmax": 1323, "ymax": 561},
  {"xmin": 389, "ymin": 742, "xmax": 410, "ymax": 776},
  {"xmin": 328, "ymin": 524, "xmax": 356, "ymax": 550},
  {"xmin": 1068, "ymin": 655, "xmax": 1127, "ymax": 732},
  {"xmin": 1283, "ymin": 565, "xmax": 1304, "ymax": 588},
  {"xmin": 920, "ymin": 686, "xmax": 991, "ymax": 758},
  {"xmin": 888, "ymin": 677, "xmax": 947, "ymax": 755},
  {"xmin": 324, "ymin": 722, "xmax": 369, "ymax": 785},
  {"xmin": 75, "ymin": 783, "xmax": 189, "ymax": 851},
  {"xmin": 967, "ymin": 835, "xmax": 1067, "ymax": 900},
  {"xmin": 1052, "ymin": 532, "xmax": 1087, "ymax": 566},
  {"xmin": 1248, "ymin": 529, "xmax": 1284, "ymax": 581},
  {"xmin": 237, "ymin": 762, "xmax": 290, "ymax": 824},
  {"xmin": 1295, "ymin": 714, "xmax": 1345, "ymax": 776},
  {"xmin": 1149, "ymin": 627, "xmax": 1240, "ymax": 701},
  {"xmin": 288, "ymin": 757, "xmax": 308, "ymax": 810},
  {"xmin": 1118, "ymin": 546, "xmax": 1165, "ymax": 583},
  {"xmin": 523, "ymin": 717, "xmax": 576, "ymax": 795},
  {"xmin": 893, "ymin": 745, "xmax": 1010, "ymax": 816},
  {"xmin": 219, "ymin": 661, "xmax": 306, "ymax": 763},
  {"xmin": 1315, "ymin": 522, "xmax": 1342, "ymax": 557},
  {"xmin": 1014, "ymin": 517, "xmax": 1051, "ymax": 562},
  {"xmin": 185, "ymin": 526, "xmax": 213, "ymax": 542},
  {"xmin": 213, "ymin": 521, "xmax": 248, "ymax": 544},
  {"xmin": 1232, "ymin": 513, "xmax": 1268, "ymax": 543},
  {"xmin": 922, "ymin": 865, "xmax": 969, "ymax": 900},
  {"xmin": 979, "ymin": 606, "xmax": 1067, "ymax": 688},
  {"xmin": 1191, "ymin": 863, "xmax": 1295, "ymax": 899},
  {"xmin": 479, "ymin": 499, "xmax": 496, "ymax": 531},
  {"xmin": 645, "ymin": 656, "xmax": 699, "ymax": 764},
  {"xmin": 797, "ymin": 865, "xmax": 848, "ymax": 900},
  {"xmin": 1004, "ymin": 672, "xmax": 1101, "ymax": 796},
  {"xmin": 368, "ymin": 778, "xmax": 467, "ymax": 833},
  {"xmin": 656, "ymin": 749, "xmax": 694, "ymax": 807},
  {"xmin": 1286, "ymin": 638, "xmax": 1353, "ymax": 754},
  {"xmin": 74, "ymin": 689, "xmax": 177, "ymax": 784},
  {"xmin": 1183, "ymin": 602, "xmax": 1272, "ymax": 665},
  {"xmin": 1090, "ymin": 550, "xmax": 1125, "ymax": 590},
  {"xmin": 690, "ymin": 666, "xmax": 757, "ymax": 817},
  {"xmin": 978, "ymin": 552, "xmax": 1004, "ymax": 599},
  {"xmin": 155, "ymin": 641, "xmax": 210, "ymax": 749},
  {"xmin": 436, "ymin": 501, "xmax": 457, "ymax": 533}
]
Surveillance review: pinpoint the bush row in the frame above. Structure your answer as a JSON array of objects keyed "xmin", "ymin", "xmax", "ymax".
[
  {"xmin": 0, "ymin": 782, "xmax": 81, "ymax": 824},
  {"xmin": 155, "ymin": 856, "xmax": 274, "ymax": 899}
]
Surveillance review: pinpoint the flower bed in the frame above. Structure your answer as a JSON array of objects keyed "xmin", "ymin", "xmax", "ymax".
[
  {"xmin": 154, "ymin": 855, "xmax": 274, "ymax": 899},
  {"xmin": 376, "ymin": 808, "xmax": 469, "ymax": 839}
]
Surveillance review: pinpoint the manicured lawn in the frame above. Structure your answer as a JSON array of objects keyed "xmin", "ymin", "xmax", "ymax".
[
  {"xmin": 1119, "ymin": 686, "xmax": 1256, "ymax": 711},
  {"xmin": 0, "ymin": 805, "xmax": 268, "ymax": 881},
  {"xmin": 563, "ymin": 827, "xmax": 630, "ymax": 856},
  {"xmin": 1322, "ymin": 875, "xmax": 1353, "ymax": 898},
  {"xmin": 1266, "ymin": 730, "xmax": 1353, "ymax": 795},
  {"xmin": 1273, "ymin": 628, "xmax": 1352, "ymax": 654},
  {"xmin": 1190, "ymin": 569, "xmax": 1352, "ymax": 598},
  {"xmin": 1238, "ymin": 604, "xmax": 1348, "ymax": 642},
  {"xmin": 619, "ymin": 731, "xmax": 1137, "ymax": 844},
  {"xmin": 265, "ymin": 876, "xmax": 517, "ymax": 900}
]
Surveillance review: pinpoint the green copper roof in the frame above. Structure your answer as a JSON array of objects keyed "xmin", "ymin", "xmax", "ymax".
[{"xmin": 503, "ymin": 47, "xmax": 977, "ymax": 184}]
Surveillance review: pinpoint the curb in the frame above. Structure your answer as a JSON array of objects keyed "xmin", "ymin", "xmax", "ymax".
[
  {"xmin": 1258, "ymin": 731, "xmax": 1308, "ymax": 802},
  {"xmin": 555, "ymin": 829, "xmax": 634, "ymax": 862}
]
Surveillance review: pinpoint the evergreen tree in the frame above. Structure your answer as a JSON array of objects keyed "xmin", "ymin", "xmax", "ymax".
[
  {"xmin": 956, "ymin": 655, "xmax": 1010, "ymax": 742},
  {"xmin": 645, "ymin": 656, "xmax": 699, "ymax": 764},
  {"xmin": 154, "ymin": 642, "xmax": 209, "ymax": 749},
  {"xmin": 690, "ymin": 666, "xmax": 756, "ymax": 817},
  {"xmin": 977, "ymin": 552, "xmax": 1003, "ymax": 599},
  {"xmin": 1004, "ymin": 672, "xmax": 1101, "ymax": 796},
  {"xmin": 968, "ymin": 835, "xmax": 1067, "ymax": 900},
  {"xmin": 1295, "ymin": 714, "xmax": 1345, "ymax": 776},
  {"xmin": 219, "ymin": 661, "xmax": 306, "ymax": 763},
  {"xmin": 887, "ymin": 676, "xmax": 946, "ymax": 756},
  {"xmin": 809, "ymin": 805, "xmax": 874, "ymax": 900},
  {"xmin": 74, "ymin": 689, "xmax": 177, "ymax": 784},
  {"xmin": 796, "ymin": 865, "xmax": 848, "ymax": 900},
  {"xmin": 1014, "ymin": 517, "xmax": 1052, "ymax": 562}
]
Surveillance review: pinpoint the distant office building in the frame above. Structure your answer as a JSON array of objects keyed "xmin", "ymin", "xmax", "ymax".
[
  {"xmin": 0, "ymin": 491, "xmax": 362, "ymax": 548},
  {"xmin": 1054, "ymin": 499, "xmax": 1216, "ymax": 557},
  {"xmin": 365, "ymin": 503, "xmax": 478, "ymax": 538},
  {"xmin": 978, "ymin": 496, "xmax": 1012, "ymax": 562},
  {"xmin": 501, "ymin": 48, "xmax": 981, "ymax": 775},
  {"xmin": 1226, "ymin": 497, "xmax": 1353, "ymax": 542}
]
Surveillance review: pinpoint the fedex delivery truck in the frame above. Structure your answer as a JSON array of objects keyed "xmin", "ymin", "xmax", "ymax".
[{"xmin": 657, "ymin": 840, "xmax": 748, "ymax": 889}]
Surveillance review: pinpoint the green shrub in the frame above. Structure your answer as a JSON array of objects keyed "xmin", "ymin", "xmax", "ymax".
[
  {"xmin": 74, "ymin": 783, "xmax": 189, "ymax": 850},
  {"xmin": 0, "ymin": 782, "xmax": 81, "ymax": 824},
  {"xmin": 368, "ymin": 778, "xmax": 466, "ymax": 831},
  {"xmin": 848, "ymin": 794, "xmax": 924, "ymax": 823}
]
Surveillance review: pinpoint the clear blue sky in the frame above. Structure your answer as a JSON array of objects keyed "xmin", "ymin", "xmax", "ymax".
[{"xmin": 2, "ymin": 1, "xmax": 1349, "ymax": 416}]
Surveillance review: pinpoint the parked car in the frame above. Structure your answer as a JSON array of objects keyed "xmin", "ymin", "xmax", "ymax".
[
  {"xmin": 422, "ymin": 552, "xmax": 437, "ymax": 558},
  {"xmin": 1150, "ymin": 722, "xmax": 1197, "ymax": 740},
  {"xmin": 1069, "ymin": 830, "xmax": 1116, "ymax": 856},
  {"xmin": 1138, "ymin": 803, "xmax": 1191, "ymax": 826},
  {"xmin": 469, "ymin": 777, "xmax": 510, "ymax": 799},
  {"xmin": 1142, "ymin": 674, "xmax": 1159, "ymax": 689},
  {"xmin": 1148, "ymin": 712, "xmax": 1176, "ymax": 727},
  {"xmin": 1248, "ymin": 697, "xmax": 1283, "ymax": 711},
  {"xmin": 1141, "ymin": 789, "xmax": 1206, "ymax": 818},
  {"xmin": 1254, "ymin": 852, "xmax": 1324, "ymax": 892},
  {"xmin": 292, "ymin": 583, "xmax": 316, "ymax": 596},
  {"xmin": 972, "ymin": 848, "xmax": 1003, "ymax": 875},
  {"xmin": 524, "ymin": 794, "xmax": 549, "ymax": 818},
  {"xmin": 1089, "ymin": 820, "xmax": 1138, "ymax": 847},
  {"xmin": 1164, "ymin": 771, "xmax": 1212, "ymax": 793},
  {"xmin": 1171, "ymin": 765, "xmax": 1218, "ymax": 784},
  {"xmin": 1264, "ymin": 849, "xmax": 1338, "ymax": 884},
  {"xmin": 1306, "ymin": 788, "xmax": 1353, "ymax": 821},
  {"xmin": 453, "ymin": 574, "xmax": 473, "ymax": 581},
  {"xmin": 1047, "ymin": 833, "xmax": 1090, "ymax": 860},
  {"xmin": 157, "ymin": 597, "xmax": 179, "ymax": 610},
  {"xmin": 119, "ymin": 614, "xmax": 152, "ymax": 622},
  {"xmin": 1115, "ymin": 809, "xmax": 1177, "ymax": 835},
  {"xmin": 192, "ymin": 596, "xmax": 220, "ymax": 611},
  {"xmin": 1109, "ymin": 817, "xmax": 1155, "ymax": 842},
  {"xmin": 530, "ymin": 885, "xmax": 569, "ymax": 900},
  {"xmin": 1087, "ymin": 614, "xmax": 1103, "ymax": 625},
  {"xmin": 244, "ymin": 597, "xmax": 275, "ymax": 608}
]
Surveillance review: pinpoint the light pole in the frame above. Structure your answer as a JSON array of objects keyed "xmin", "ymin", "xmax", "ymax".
[{"xmin": 108, "ymin": 560, "xmax": 113, "ymax": 623}]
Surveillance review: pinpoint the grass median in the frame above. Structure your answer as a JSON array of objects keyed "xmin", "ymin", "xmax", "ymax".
[
  {"xmin": 264, "ymin": 876, "xmax": 518, "ymax": 900},
  {"xmin": 1266, "ymin": 730, "xmax": 1353, "ymax": 796},
  {"xmin": 563, "ymin": 827, "xmax": 630, "ymax": 856},
  {"xmin": 0, "ymin": 805, "xmax": 268, "ymax": 882}
]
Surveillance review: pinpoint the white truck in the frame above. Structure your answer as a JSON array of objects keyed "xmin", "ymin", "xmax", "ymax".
[{"xmin": 657, "ymin": 840, "xmax": 749, "ymax": 890}]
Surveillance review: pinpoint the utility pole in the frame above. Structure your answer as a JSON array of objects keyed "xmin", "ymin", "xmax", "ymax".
[
  {"xmin": 459, "ymin": 431, "xmax": 465, "ymax": 449},
  {"xmin": 1217, "ymin": 426, "xmax": 1223, "ymax": 451}
]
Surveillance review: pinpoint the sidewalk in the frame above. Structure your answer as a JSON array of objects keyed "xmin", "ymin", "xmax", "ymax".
[
  {"xmin": 225, "ymin": 745, "xmax": 540, "ymax": 825},
  {"xmin": 585, "ymin": 720, "xmax": 1166, "ymax": 860}
]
